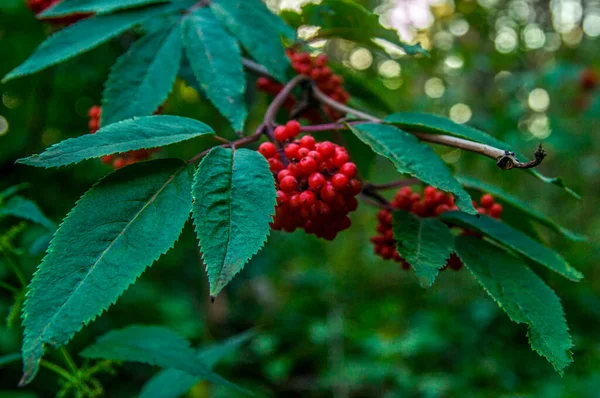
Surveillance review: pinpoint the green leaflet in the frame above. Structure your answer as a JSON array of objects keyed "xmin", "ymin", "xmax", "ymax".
[
  {"xmin": 456, "ymin": 236, "xmax": 573, "ymax": 374},
  {"xmin": 101, "ymin": 24, "xmax": 182, "ymax": 126},
  {"xmin": 39, "ymin": 0, "xmax": 167, "ymax": 17},
  {"xmin": 139, "ymin": 330, "xmax": 255, "ymax": 398},
  {"xmin": 192, "ymin": 147, "xmax": 276, "ymax": 297},
  {"xmin": 349, "ymin": 123, "xmax": 475, "ymax": 214},
  {"xmin": 392, "ymin": 210, "xmax": 454, "ymax": 287},
  {"xmin": 282, "ymin": 0, "xmax": 428, "ymax": 57},
  {"xmin": 0, "ymin": 196, "xmax": 55, "ymax": 231},
  {"xmin": 0, "ymin": 184, "xmax": 30, "ymax": 201},
  {"xmin": 440, "ymin": 211, "xmax": 583, "ymax": 282},
  {"xmin": 182, "ymin": 8, "xmax": 246, "ymax": 131},
  {"xmin": 19, "ymin": 159, "xmax": 193, "ymax": 386},
  {"xmin": 457, "ymin": 175, "xmax": 586, "ymax": 242},
  {"xmin": 383, "ymin": 113, "xmax": 579, "ymax": 199},
  {"xmin": 0, "ymin": 353, "xmax": 21, "ymax": 368},
  {"xmin": 80, "ymin": 326, "xmax": 247, "ymax": 393},
  {"xmin": 2, "ymin": 3, "xmax": 174, "ymax": 82},
  {"xmin": 210, "ymin": 0, "xmax": 293, "ymax": 82},
  {"xmin": 17, "ymin": 116, "xmax": 214, "ymax": 168}
]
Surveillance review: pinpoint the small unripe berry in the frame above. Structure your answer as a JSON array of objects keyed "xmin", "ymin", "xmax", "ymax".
[{"xmin": 259, "ymin": 142, "xmax": 277, "ymax": 158}]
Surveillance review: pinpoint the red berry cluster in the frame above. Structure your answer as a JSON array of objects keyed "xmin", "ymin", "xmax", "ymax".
[
  {"xmin": 370, "ymin": 186, "xmax": 503, "ymax": 271},
  {"xmin": 580, "ymin": 68, "xmax": 598, "ymax": 91},
  {"xmin": 256, "ymin": 50, "xmax": 350, "ymax": 120},
  {"xmin": 26, "ymin": 0, "xmax": 89, "ymax": 24},
  {"xmin": 258, "ymin": 120, "xmax": 361, "ymax": 240},
  {"xmin": 87, "ymin": 105, "xmax": 159, "ymax": 169}
]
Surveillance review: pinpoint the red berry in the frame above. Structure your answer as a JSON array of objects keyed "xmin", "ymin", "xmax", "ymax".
[
  {"xmin": 332, "ymin": 150, "xmax": 349, "ymax": 167},
  {"xmin": 317, "ymin": 141, "xmax": 335, "ymax": 158},
  {"xmin": 424, "ymin": 186, "xmax": 437, "ymax": 198},
  {"xmin": 268, "ymin": 158, "xmax": 283, "ymax": 172},
  {"xmin": 285, "ymin": 120, "xmax": 301, "ymax": 138},
  {"xmin": 339, "ymin": 162, "xmax": 357, "ymax": 178},
  {"xmin": 480, "ymin": 194, "xmax": 495, "ymax": 209},
  {"xmin": 113, "ymin": 157, "xmax": 126, "ymax": 169},
  {"xmin": 88, "ymin": 105, "xmax": 101, "ymax": 118},
  {"xmin": 284, "ymin": 143, "xmax": 300, "ymax": 160},
  {"xmin": 298, "ymin": 156, "xmax": 317, "ymax": 175},
  {"xmin": 259, "ymin": 142, "xmax": 277, "ymax": 158},
  {"xmin": 276, "ymin": 190, "xmax": 288, "ymax": 204},
  {"xmin": 280, "ymin": 176, "xmax": 298, "ymax": 192},
  {"xmin": 320, "ymin": 67, "xmax": 332, "ymax": 78},
  {"xmin": 308, "ymin": 172, "xmax": 326, "ymax": 190},
  {"xmin": 299, "ymin": 135, "xmax": 316, "ymax": 149},
  {"xmin": 289, "ymin": 193, "xmax": 302, "ymax": 208},
  {"xmin": 315, "ymin": 54, "xmax": 328, "ymax": 67},
  {"xmin": 257, "ymin": 77, "xmax": 271, "ymax": 90},
  {"xmin": 274, "ymin": 126, "xmax": 288, "ymax": 142},
  {"xmin": 349, "ymin": 179, "xmax": 362, "ymax": 196},
  {"xmin": 300, "ymin": 191, "xmax": 316, "ymax": 207},
  {"xmin": 277, "ymin": 169, "xmax": 292, "ymax": 182},
  {"xmin": 320, "ymin": 183, "xmax": 337, "ymax": 203},
  {"xmin": 88, "ymin": 119, "xmax": 100, "ymax": 133},
  {"xmin": 489, "ymin": 203, "xmax": 503, "ymax": 218},
  {"xmin": 331, "ymin": 173, "xmax": 349, "ymax": 189},
  {"xmin": 101, "ymin": 155, "xmax": 113, "ymax": 164},
  {"xmin": 306, "ymin": 150, "xmax": 322, "ymax": 163},
  {"xmin": 434, "ymin": 204, "xmax": 451, "ymax": 216}
]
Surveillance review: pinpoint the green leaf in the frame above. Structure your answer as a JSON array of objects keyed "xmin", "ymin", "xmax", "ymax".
[
  {"xmin": 383, "ymin": 113, "xmax": 579, "ymax": 199},
  {"xmin": 456, "ymin": 236, "xmax": 573, "ymax": 374},
  {"xmin": 192, "ymin": 147, "xmax": 276, "ymax": 298},
  {"xmin": 0, "ymin": 184, "xmax": 30, "ymax": 201},
  {"xmin": 210, "ymin": 0, "xmax": 293, "ymax": 82},
  {"xmin": 440, "ymin": 211, "xmax": 583, "ymax": 282},
  {"xmin": 286, "ymin": 0, "xmax": 428, "ymax": 56},
  {"xmin": 139, "ymin": 330, "xmax": 255, "ymax": 398},
  {"xmin": 40, "ymin": 0, "xmax": 167, "ymax": 17},
  {"xmin": 457, "ymin": 175, "xmax": 586, "ymax": 242},
  {"xmin": 392, "ymin": 210, "xmax": 454, "ymax": 287},
  {"xmin": 80, "ymin": 325, "xmax": 247, "ymax": 393},
  {"xmin": 0, "ymin": 196, "xmax": 55, "ymax": 231},
  {"xmin": 182, "ymin": 8, "xmax": 246, "ymax": 131},
  {"xmin": 349, "ymin": 123, "xmax": 475, "ymax": 214},
  {"xmin": 19, "ymin": 159, "xmax": 192, "ymax": 386},
  {"xmin": 101, "ymin": 24, "xmax": 182, "ymax": 126},
  {"xmin": 17, "ymin": 116, "xmax": 214, "ymax": 168},
  {"xmin": 0, "ymin": 353, "xmax": 21, "ymax": 368},
  {"xmin": 2, "ymin": 4, "xmax": 174, "ymax": 82}
]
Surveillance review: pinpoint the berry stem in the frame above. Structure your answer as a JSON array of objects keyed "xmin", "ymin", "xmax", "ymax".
[
  {"xmin": 242, "ymin": 58, "xmax": 271, "ymax": 79},
  {"xmin": 365, "ymin": 178, "xmax": 421, "ymax": 191}
]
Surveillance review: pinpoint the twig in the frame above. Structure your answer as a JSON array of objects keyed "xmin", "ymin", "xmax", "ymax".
[
  {"xmin": 242, "ymin": 58, "xmax": 272, "ymax": 79},
  {"xmin": 187, "ymin": 127, "xmax": 264, "ymax": 164},
  {"xmin": 366, "ymin": 178, "xmax": 420, "ymax": 190},
  {"xmin": 358, "ymin": 194, "xmax": 394, "ymax": 210},
  {"xmin": 263, "ymin": 75, "xmax": 309, "ymax": 127}
]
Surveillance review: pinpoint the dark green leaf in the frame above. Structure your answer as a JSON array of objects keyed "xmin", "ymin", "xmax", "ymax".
[
  {"xmin": 0, "ymin": 196, "xmax": 55, "ymax": 230},
  {"xmin": 287, "ymin": 0, "xmax": 428, "ymax": 56},
  {"xmin": 101, "ymin": 24, "xmax": 181, "ymax": 125},
  {"xmin": 349, "ymin": 123, "xmax": 475, "ymax": 214},
  {"xmin": 139, "ymin": 330, "xmax": 255, "ymax": 398},
  {"xmin": 440, "ymin": 211, "xmax": 583, "ymax": 281},
  {"xmin": 383, "ymin": 113, "xmax": 579, "ymax": 199},
  {"xmin": 192, "ymin": 147, "xmax": 276, "ymax": 297},
  {"xmin": 392, "ymin": 210, "xmax": 454, "ymax": 287},
  {"xmin": 457, "ymin": 175, "xmax": 586, "ymax": 242},
  {"xmin": 2, "ymin": 4, "xmax": 175, "ymax": 82},
  {"xmin": 456, "ymin": 236, "xmax": 573, "ymax": 374},
  {"xmin": 40, "ymin": 0, "xmax": 167, "ymax": 17},
  {"xmin": 0, "ymin": 353, "xmax": 21, "ymax": 368},
  {"xmin": 210, "ymin": 0, "xmax": 294, "ymax": 82},
  {"xmin": 20, "ymin": 159, "xmax": 192, "ymax": 385},
  {"xmin": 0, "ymin": 184, "xmax": 30, "ymax": 201},
  {"xmin": 80, "ymin": 325, "xmax": 247, "ymax": 393},
  {"xmin": 18, "ymin": 116, "xmax": 214, "ymax": 168},
  {"xmin": 182, "ymin": 8, "xmax": 246, "ymax": 131}
]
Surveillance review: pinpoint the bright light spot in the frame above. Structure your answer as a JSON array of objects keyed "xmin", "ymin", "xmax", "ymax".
[
  {"xmin": 528, "ymin": 114, "xmax": 551, "ymax": 139},
  {"xmin": 279, "ymin": 0, "xmax": 318, "ymax": 12},
  {"xmin": 442, "ymin": 148, "xmax": 462, "ymax": 163},
  {"xmin": 544, "ymin": 32, "xmax": 562, "ymax": 51},
  {"xmin": 383, "ymin": 78, "xmax": 403, "ymax": 90},
  {"xmin": 378, "ymin": 60, "xmax": 401, "ymax": 78},
  {"xmin": 0, "ymin": 115, "xmax": 8, "ymax": 136},
  {"xmin": 449, "ymin": 103, "xmax": 472, "ymax": 124},
  {"xmin": 552, "ymin": 0, "xmax": 583, "ymax": 33},
  {"xmin": 523, "ymin": 24, "xmax": 545, "ymax": 49},
  {"xmin": 349, "ymin": 48, "xmax": 373, "ymax": 70},
  {"xmin": 445, "ymin": 55, "xmax": 464, "ymax": 69},
  {"xmin": 2, "ymin": 92, "xmax": 21, "ymax": 109},
  {"xmin": 495, "ymin": 70, "xmax": 512, "ymax": 86},
  {"xmin": 583, "ymin": 14, "xmax": 600, "ymax": 37},
  {"xmin": 433, "ymin": 31, "xmax": 454, "ymax": 50},
  {"xmin": 298, "ymin": 26, "xmax": 320, "ymax": 41},
  {"xmin": 528, "ymin": 88, "xmax": 550, "ymax": 112},
  {"xmin": 562, "ymin": 26, "xmax": 583, "ymax": 47},
  {"xmin": 478, "ymin": 0, "xmax": 499, "ymax": 9},
  {"xmin": 509, "ymin": 0, "xmax": 532, "ymax": 23},
  {"xmin": 179, "ymin": 82, "xmax": 200, "ymax": 102},
  {"xmin": 495, "ymin": 27, "xmax": 518, "ymax": 53},
  {"xmin": 425, "ymin": 77, "xmax": 445, "ymax": 98},
  {"xmin": 449, "ymin": 18, "xmax": 469, "ymax": 36}
]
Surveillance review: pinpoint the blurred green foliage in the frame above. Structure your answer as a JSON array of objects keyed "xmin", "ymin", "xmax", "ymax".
[{"xmin": 1, "ymin": 0, "xmax": 599, "ymax": 396}]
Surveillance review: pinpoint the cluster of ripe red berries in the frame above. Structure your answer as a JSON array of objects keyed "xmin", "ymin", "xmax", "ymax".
[
  {"xmin": 371, "ymin": 186, "xmax": 503, "ymax": 271},
  {"xmin": 26, "ymin": 0, "xmax": 88, "ymax": 24},
  {"xmin": 258, "ymin": 120, "xmax": 361, "ymax": 240},
  {"xmin": 88, "ymin": 106, "xmax": 158, "ymax": 169},
  {"xmin": 256, "ymin": 50, "xmax": 350, "ymax": 121}
]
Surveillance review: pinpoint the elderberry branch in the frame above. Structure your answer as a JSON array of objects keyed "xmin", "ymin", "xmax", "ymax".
[
  {"xmin": 187, "ymin": 127, "xmax": 264, "ymax": 164},
  {"xmin": 242, "ymin": 58, "xmax": 272, "ymax": 78}
]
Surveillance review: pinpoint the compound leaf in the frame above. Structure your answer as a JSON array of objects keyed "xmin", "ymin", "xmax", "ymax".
[
  {"xmin": 182, "ymin": 8, "xmax": 246, "ymax": 131},
  {"xmin": 192, "ymin": 147, "xmax": 276, "ymax": 298},
  {"xmin": 456, "ymin": 236, "xmax": 573, "ymax": 374},
  {"xmin": 18, "ymin": 116, "xmax": 214, "ymax": 168},
  {"xmin": 441, "ymin": 211, "xmax": 583, "ymax": 282},
  {"xmin": 349, "ymin": 123, "xmax": 475, "ymax": 214},
  {"xmin": 0, "ymin": 196, "xmax": 55, "ymax": 231},
  {"xmin": 101, "ymin": 23, "xmax": 182, "ymax": 125},
  {"xmin": 40, "ymin": 0, "xmax": 167, "ymax": 17},
  {"xmin": 19, "ymin": 159, "xmax": 193, "ymax": 385},
  {"xmin": 392, "ymin": 210, "xmax": 454, "ymax": 287}
]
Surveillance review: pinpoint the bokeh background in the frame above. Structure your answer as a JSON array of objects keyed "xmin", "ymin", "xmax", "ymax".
[{"xmin": 1, "ymin": 0, "xmax": 599, "ymax": 396}]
